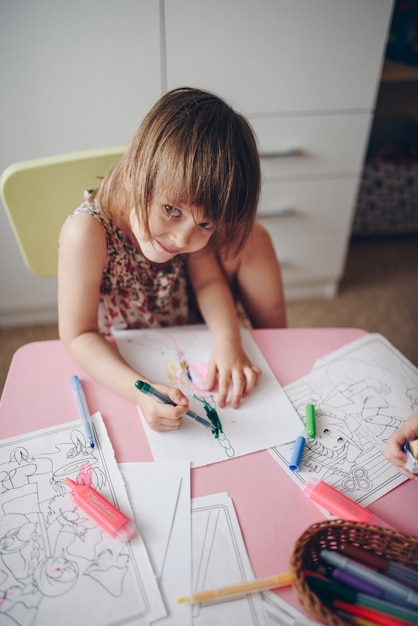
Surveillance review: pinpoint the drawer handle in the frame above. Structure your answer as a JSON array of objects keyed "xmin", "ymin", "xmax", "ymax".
[
  {"xmin": 259, "ymin": 207, "xmax": 295, "ymax": 218},
  {"xmin": 259, "ymin": 147, "xmax": 303, "ymax": 158}
]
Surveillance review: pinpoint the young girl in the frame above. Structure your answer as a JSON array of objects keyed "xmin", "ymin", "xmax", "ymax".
[{"xmin": 58, "ymin": 87, "xmax": 286, "ymax": 431}]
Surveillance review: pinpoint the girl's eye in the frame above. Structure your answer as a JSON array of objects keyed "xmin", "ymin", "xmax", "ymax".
[
  {"xmin": 164, "ymin": 205, "xmax": 181, "ymax": 218},
  {"xmin": 200, "ymin": 221, "xmax": 215, "ymax": 232}
]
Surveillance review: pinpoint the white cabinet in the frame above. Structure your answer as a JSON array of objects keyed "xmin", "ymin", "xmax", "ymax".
[{"xmin": 164, "ymin": 0, "xmax": 394, "ymax": 298}]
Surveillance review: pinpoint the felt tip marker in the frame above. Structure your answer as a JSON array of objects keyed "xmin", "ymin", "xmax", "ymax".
[
  {"xmin": 305, "ymin": 403, "xmax": 316, "ymax": 438},
  {"xmin": 71, "ymin": 375, "xmax": 95, "ymax": 448},
  {"xmin": 303, "ymin": 478, "xmax": 396, "ymax": 530},
  {"xmin": 289, "ymin": 436, "xmax": 306, "ymax": 472},
  {"xmin": 135, "ymin": 380, "xmax": 212, "ymax": 429},
  {"xmin": 177, "ymin": 572, "xmax": 293, "ymax": 605},
  {"xmin": 66, "ymin": 478, "xmax": 136, "ymax": 542},
  {"xmin": 331, "ymin": 567, "xmax": 383, "ymax": 598},
  {"xmin": 339, "ymin": 544, "xmax": 418, "ymax": 591},
  {"xmin": 320, "ymin": 549, "xmax": 418, "ymax": 611},
  {"xmin": 306, "ymin": 574, "xmax": 418, "ymax": 624}
]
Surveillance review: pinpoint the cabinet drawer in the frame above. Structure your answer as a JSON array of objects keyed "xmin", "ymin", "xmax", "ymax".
[
  {"xmin": 259, "ymin": 218, "xmax": 349, "ymax": 288},
  {"xmin": 254, "ymin": 113, "xmax": 372, "ymax": 179},
  {"xmin": 258, "ymin": 177, "xmax": 359, "ymax": 234}
]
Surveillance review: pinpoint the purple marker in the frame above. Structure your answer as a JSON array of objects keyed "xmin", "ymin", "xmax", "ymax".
[{"xmin": 331, "ymin": 567, "xmax": 382, "ymax": 598}]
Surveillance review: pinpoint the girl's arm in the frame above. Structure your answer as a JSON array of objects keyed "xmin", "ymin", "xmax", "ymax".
[
  {"xmin": 58, "ymin": 213, "xmax": 188, "ymax": 431},
  {"xmin": 386, "ymin": 407, "xmax": 418, "ymax": 480},
  {"xmin": 187, "ymin": 247, "xmax": 261, "ymax": 409}
]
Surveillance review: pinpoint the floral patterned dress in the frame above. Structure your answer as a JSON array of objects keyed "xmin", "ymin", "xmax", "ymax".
[{"xmin": 70, "ymin": 199, "xmax": 193, "ymax": 335}]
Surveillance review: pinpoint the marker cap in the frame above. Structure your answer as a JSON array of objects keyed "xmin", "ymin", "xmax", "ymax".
[{"xmin": 303, "ymin": 477, "xmax": 320, "ymax": 498}]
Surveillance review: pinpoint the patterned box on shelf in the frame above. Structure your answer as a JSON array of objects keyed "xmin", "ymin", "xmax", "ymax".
[
  {"xmin": 353, "ymin": 117, "xmax": 418, "ymax": 236},
  {"xmin": 353, "ymin": 161, "xmax": 418, "ymax": 235}
]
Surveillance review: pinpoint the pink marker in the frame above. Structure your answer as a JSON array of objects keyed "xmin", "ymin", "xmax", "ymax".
[
  {"xmin": 303, "ymin": 478, "xmax": 396, "ymax": 530},
  {"xmin": 66, "ymin": 478, "xmax": 136, "ymax": 541}
]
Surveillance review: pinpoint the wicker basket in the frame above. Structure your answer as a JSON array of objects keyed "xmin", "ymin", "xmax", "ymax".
[{"xmin": 290, "ymin": 520, "xmax": 418, "ymax": 626}]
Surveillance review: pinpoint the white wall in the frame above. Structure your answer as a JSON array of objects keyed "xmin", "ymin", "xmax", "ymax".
[
  {"xmin": 0, "ymin": 0, "xmax": 393, "ymax": 323},
  {"xmin": 0, "ymin": 0, "xmax": 162, "ymax": 326}
]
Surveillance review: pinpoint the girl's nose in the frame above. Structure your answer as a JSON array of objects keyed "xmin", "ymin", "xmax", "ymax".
[{"xmin": 171, "ymin": 224, "xmax": 194, "ymax": 250}]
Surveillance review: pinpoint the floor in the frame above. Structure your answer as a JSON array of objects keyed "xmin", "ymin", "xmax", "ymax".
[{"xmin": 1, "ymin": 233, "xmax": 417, "ymax": 397}]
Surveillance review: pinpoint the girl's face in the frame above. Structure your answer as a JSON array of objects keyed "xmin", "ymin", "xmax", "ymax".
[{"xmin": 130, "ymin": 194, "xmax": 215, "ymax": 264}]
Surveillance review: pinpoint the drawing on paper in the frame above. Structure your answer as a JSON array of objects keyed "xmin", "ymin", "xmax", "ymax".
[
  {"xmin": 113, "ymin": 326, "xmax": 302, "ymax": 468},
  {"xmin": 0, "ymin": 417, "xmax": 165, "ymax": 626},
  {"xmin": 270, "ymin": 334, "xmax": 418, "ymax": 507},
  {"xmin": 134, "ymin": 328, "xmax": 236, "ymax": 457}
]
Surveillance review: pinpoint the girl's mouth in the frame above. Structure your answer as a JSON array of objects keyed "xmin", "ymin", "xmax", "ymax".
[{"xmin": 156, "ymin": 240, "xmax": 181, "ymax": 255}]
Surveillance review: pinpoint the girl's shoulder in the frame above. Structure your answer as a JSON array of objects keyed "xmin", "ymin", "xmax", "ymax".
[
  {"xmin": 69, "ymin": 192, "xmax": 117, "ymax": 238},
  {"xmin": 72, "ymin": 190, "xmax": 103, "ymax": 222},
  {"xmin": 69, "ymin": 192, "xmax": 135, "ymax": 256}
]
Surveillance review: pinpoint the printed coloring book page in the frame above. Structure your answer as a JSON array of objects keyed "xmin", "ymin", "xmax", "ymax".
[
  {"xmin": 269, "ymin": 334, "xmax": 417, "ymax": 507},
  {"xmin": 0, "ymin": 413, "xmax": 165, "ymax": 626},
  {"xmin": 113, "ymin": 326, "xmax": 301, "ymax": 467}
]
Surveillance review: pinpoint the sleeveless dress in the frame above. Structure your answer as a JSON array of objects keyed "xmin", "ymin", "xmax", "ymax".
[
  {"xmin": 69, "ymin": 194, "xmax": 251, "ymax": 334},
  {"xmin": 71, "ymin": 198, "xmax": 193, "ymax": 335}
]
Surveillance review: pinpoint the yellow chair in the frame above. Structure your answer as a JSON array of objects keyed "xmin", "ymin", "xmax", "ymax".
[{"xmin": 0, "ymin": 146, "xmax": 127, "ymax": 277}]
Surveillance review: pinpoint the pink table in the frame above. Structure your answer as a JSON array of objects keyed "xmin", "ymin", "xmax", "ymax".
[{"xmin": 1, "ymin": 328, "xmax": 416, "ymax": 613}]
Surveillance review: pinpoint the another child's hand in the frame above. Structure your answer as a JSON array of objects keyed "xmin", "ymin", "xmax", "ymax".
[
  {"xmin": 205, "ymin": 341, "xmax": 261, "ymax": 409},
  {"xmin": 385, "ymin": 407, "xmax": 418, "ymax": 480},
  {"xmin": 136, "ymin": 384, "xmax": 189, "ymax": 432}
]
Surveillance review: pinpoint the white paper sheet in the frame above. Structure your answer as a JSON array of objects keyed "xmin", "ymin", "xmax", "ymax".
[
  {"xmin": 0, "ymin": 413, "xmax": 166, "ymax": 626},
  {"xmin": 261, "ymin": 591, "xmax": 322, "ymax": 625},
  {"xmin": 189, "ymin": 492, "xmax": 268, "ymax": 626},
  {"xmin": 113, "ymin": 326, "xmax": 300, "ymax": 467},
  {"xmin": 119, "ymin": 461, "xmax": 192, "ymax": 626},
  {"xmin": 269, "ymin": 334, "xmax": 417, "ymax": 508},
  {"xmin": 189, "ymin": 493, "xmax": 316, "ymax": 626}
]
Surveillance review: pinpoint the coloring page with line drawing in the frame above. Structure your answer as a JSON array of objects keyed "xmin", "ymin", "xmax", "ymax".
[
  {"xmin": 113, "ymin": 326, "xmax": 301, "ymax": 467},
  {"xmin": 190, "ymin": 492, "xmax": 318, "ymax": 626},
  {"xmin": 0, "ymin": 413, "xmax": 165, "ymax": 626},
  {"xmin": 269, "ymin": 334, "xmax": 417, "ymax": 508},
  {"xmin": 191, "ymin": 492, "xmax": 267, "ymax": 625}
]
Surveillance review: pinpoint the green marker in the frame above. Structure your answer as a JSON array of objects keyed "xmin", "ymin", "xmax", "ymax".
[
  {"xmin": 306, "ymin": 574, "xmax": 418, "ymax": 624},
  {"xmin": 135, "ymin": 380, "xmax": 212, "ymax": 430},
  {"xmin": 305, "ymin": 403, "xmax": 316, "ymax": 438}
]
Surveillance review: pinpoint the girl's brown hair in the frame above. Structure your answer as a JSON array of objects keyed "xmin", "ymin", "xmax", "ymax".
[{"xmin": 97, "ymin": 87, "xmax": 260, "ymax": 256}]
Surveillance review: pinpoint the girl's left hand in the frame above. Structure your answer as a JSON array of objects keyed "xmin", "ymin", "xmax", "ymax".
[{"xmin": 205, "ymin": 341, "xmax": 261, "ymax": 409}]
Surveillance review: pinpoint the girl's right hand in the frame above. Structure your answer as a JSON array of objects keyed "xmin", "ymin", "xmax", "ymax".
[{"xmin": 136, "ymin": 384, "xmax": 190, "ymax": 432}]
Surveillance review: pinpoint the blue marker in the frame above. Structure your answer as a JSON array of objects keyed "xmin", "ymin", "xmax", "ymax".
[
  {"xmin": 289, "ymin": 436, "xmax": 305, "ymax": 472},
  {"xmin": 71, "ymin": 375, "xmax": 95, "ymax": 448}
]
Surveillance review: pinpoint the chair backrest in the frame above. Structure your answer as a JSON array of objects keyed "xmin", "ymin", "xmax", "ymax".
[{"xmin": 0, "ymin": 146, "xmax": 127, "ymax": 277}]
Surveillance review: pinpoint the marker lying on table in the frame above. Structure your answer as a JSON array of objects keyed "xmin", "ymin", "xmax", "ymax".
[
  {"xmin": 289, "ymin": 436, "xmax": 305, "ymax": 471},
  {"xmin": 305, "ymin": 403, "xmax": 316, "ymax": 438},
  {"xmin": 135, "ymin": 380, "xmax": 212, "ymax": 430},
  {"xmin": 66, "ymin": 478, "xmax": 136, "ymax": 542},
  {"xmin": 303, "ymin": 478, "xmax": 396, "ymax": 530},
  {"xmin": 177, "ymin": 572, "xmax": 293, "ymax": 605},
  {"xmin": 71, "ymin": 375, "xmax": 95, "ymax": 448}
]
